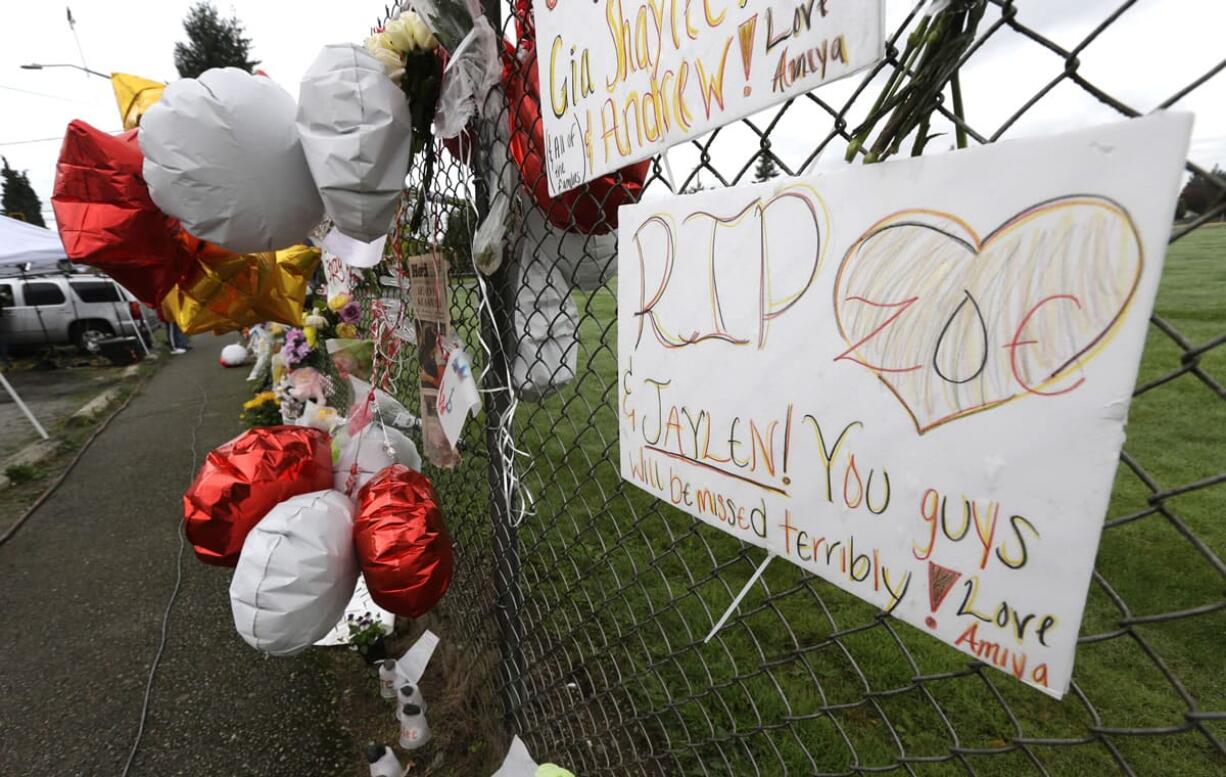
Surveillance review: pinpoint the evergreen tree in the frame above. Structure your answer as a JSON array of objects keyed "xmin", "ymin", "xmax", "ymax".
[
  {"xmin": 1, "ymin": 157, "xmax": 46, "ymax": 227},
  {"xmin": 753, "ymin": 153, "xmax": 781, "ymax": 182},
  {"xmin": 174, "ymin": 2, "xmax": 258, "ymax": 79},
  {"xmin": 1178, "ymin": 165, "xmax": 1226, "ymax": 220}
]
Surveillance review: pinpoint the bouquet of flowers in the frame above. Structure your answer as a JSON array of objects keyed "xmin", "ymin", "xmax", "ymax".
[
  {"xmin": 365, "ymin": 10, "xmax": 442, "ymax": 230},
  {"xmin": 240, "ymin": 391, "xmax": 283, "ymax": 428}
]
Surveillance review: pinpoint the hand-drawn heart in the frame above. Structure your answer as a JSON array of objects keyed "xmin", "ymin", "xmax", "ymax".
[{"xmin": 833, "ymin": 196, "xmax": 1142, "ymax": 433}]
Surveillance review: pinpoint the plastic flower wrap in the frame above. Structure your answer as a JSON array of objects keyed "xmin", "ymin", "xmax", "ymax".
[{"xmin": 327, "ymin": 338, "xmax": 374, "ymax": 380}]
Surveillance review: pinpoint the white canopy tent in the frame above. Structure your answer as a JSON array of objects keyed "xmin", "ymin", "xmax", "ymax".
[
  {"xmin": 0, "ymin": 214, "xmax": 61, "ymax": 440},
  {"xmin": 0, "ymin": 214, "xmax": 68, "ymax": 276}
]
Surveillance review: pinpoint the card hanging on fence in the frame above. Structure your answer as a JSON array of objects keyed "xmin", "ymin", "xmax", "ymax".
[
  {"xmin": 438, "ymin": 345, "xmax": 481, "ymax": 447},
  {"xmin": 616, "ymin": 113, "xmax": 1194, "ymax": 698},
  {"xmin": 407, "ymin": 253, "xmax": 461, "ymax": 468}
]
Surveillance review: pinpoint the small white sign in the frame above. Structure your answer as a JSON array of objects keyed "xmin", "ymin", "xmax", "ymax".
[
  {"xmin": 617, "ymin": 113, "xmax": 1193, "ymax": 697},
  {"xmin": 438, "ymin": 346, "xmax": 481, "ymax": 447}
]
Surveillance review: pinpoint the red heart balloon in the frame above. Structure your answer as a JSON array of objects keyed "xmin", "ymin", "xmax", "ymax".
[
  {"xmin": 50, "ymin": 120, "xmax": 215, "ymax": 306},
  {"xmin": 503, "ymin": 1, "xmax": 650, "ymax": 235},
  {"xmin": 354, "ymin": 465, "xmax": 454, "ymax": 618},
  {"xmin": 183, "ymin": 426, "xmax": 334, "ymax": 567}
]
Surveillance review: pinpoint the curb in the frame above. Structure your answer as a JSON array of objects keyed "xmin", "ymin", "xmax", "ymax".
[
  {"xmin": 69, "ymin": 386, "xmax": 125, "ymax": 424},
  {"xmin": 0, "ymin": 439, "xmax": 61, "ymax": 490},
  {"xmin": 0, "ymin": 368, "xmax": 141, "ymax": 491}
]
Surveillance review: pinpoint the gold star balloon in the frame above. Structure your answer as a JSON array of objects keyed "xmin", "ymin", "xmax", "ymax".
[{"xmin": 161, "ymin": 245, "xmax": 321, "ymax": 335}]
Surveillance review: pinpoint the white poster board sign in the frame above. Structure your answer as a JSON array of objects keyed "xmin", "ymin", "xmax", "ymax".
[
  {"xmin": 617, "ymin": 113, "xmax": 1192, "ymax": 697},
  {"xmin": 533, "ymin": 0, "xmax": 884, "ymax": 194}
]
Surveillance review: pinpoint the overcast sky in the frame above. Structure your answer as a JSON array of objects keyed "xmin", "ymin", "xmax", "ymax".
[{"xmin": 1, "ymin": 0, "xmax": 1223, "ymax": 226}]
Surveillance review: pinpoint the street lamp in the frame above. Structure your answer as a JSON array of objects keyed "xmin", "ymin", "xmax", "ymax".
[{"xmin": 21, "ymin": 62, "xmax": 108, "ymax": 78}]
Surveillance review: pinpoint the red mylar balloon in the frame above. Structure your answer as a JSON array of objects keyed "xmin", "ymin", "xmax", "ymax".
[
  {"xmin": 51, "ymin": 120, "xmax": 215, "ymax": 306},
  {"xmin": 354, "ymin": 465, "xmax": 454, "ymax": 618},
  {"xmin": 183, "ymin": 426, "xmax": 334, "ymax": 567},
  {"xmin": 502, "ymin": 1, "xmax": 650, "ymax": 235}
]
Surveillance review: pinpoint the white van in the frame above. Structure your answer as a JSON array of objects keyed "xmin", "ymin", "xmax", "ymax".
[{"xmin": 0, "ymin": 274, "xmax": 155, "ymax": 352}]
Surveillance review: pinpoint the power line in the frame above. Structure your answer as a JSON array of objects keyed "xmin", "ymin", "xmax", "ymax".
[
  {"xmin": 0, "ymin": 129, "xmax": 122, "ymax": 146},
  {"xmin": 0, "ymin": 83, "xmax": 90, "ymax": 104}
]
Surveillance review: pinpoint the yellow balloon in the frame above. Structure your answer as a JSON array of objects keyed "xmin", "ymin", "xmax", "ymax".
[
  {"xmin": 161, "ymin": 246, "xmax": 321, "ymax": 335},
  {"xmin": 110, "ymin": 73, "xmax": 166, "ymax": 130}
]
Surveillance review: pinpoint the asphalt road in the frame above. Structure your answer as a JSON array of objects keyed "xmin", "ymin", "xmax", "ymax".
[{"xmin": 0, "ymin": 335, "xmax": 351, "ymax": 775}]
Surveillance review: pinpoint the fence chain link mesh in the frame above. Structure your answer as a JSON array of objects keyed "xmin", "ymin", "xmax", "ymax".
[{"xmin": 362, "ymin": 1, "xmax": 1226, "ymax": 773}]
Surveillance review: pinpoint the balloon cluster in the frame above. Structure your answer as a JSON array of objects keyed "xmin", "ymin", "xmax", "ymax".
[
  {"xmin": 51, "ymin": 0, "xmax": 647, "ymax": 329},
  {"xmin": 50, "ymin": 52, "xmax": 405, "ymax": 334},
  {"xmin": 184, "ymin": 425, "xmax": 453, "ymax": 656}
]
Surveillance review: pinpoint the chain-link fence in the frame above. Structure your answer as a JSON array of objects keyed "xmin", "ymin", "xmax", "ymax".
[{"xmin": 364, "ymin": 1, "xmax": 1225, "ymax": 773}]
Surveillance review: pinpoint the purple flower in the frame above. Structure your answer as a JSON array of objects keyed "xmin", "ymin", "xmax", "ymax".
[
  {"xmin": 339, "ymin": 301, "xmax": 362, "ymax": 325},
  {"xmin": 281, "ymin": 328, "xmax": 312, "ymax": 366}
]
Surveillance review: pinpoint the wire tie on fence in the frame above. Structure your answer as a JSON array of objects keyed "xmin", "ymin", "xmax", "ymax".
[{"xmin": 704, "ymin": 551, "xmax": 776, "ymax": 644}]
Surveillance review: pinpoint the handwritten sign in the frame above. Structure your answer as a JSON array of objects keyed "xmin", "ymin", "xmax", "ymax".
[
  {"xmin": 534, "ymin": 0, "xmax": 884, "ymax": 194},
  {"xmin": 617, "ymin": 113, "xmax": 1193, "ymax": 697}
]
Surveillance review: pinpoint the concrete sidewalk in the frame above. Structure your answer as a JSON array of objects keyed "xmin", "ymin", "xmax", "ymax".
[{"xmin": 0, "ymin": 335, "xmax": 350, "ymax": 775}]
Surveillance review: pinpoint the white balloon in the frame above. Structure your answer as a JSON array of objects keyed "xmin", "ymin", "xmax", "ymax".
[
  {"xmin": 140, "ymin": 68, "xmax": 324, "ymax": 253},
  {"xmin": 297, "ymin": 44, "xmax": 413, "ymax": 244},
  {"xmin": 219, "ymin": 343, "xmax": 249, "ymax": 366},
  {"xmin": 229, "ymin": 489, "xmax": 358, "ymax": 656},
  {"xmin": 333, "ymin": 426, "xmax": 422, "ymax": 493}
]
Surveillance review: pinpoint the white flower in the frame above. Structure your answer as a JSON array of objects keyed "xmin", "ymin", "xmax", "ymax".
[
  {"xmin": 364, "ymin": 31, "xmax": 392, "ymax": 56},
  {"xmin": 372, "ymin": 48, "xmax": 405, "ymax": 81},
  {"xmin": 407, "ymin": 13, "xmax": 438, "ymax": 51},
  {"xmin": 383, "ymin": 18, "xmax": 416, "ymax": 52},
  {"xmin": 305, "ymin": 313, "xmax": 328, "ymax": 329}
]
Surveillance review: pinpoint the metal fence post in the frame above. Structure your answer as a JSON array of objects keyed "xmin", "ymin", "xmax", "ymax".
[{"xmin": 472, "ymin": 0, "xmax": 524, "ymax": 729}]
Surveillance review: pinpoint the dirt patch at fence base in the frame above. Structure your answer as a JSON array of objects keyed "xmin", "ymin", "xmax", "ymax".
[{"xmin": 323, "ymin": 610, "xmax": 507, "ymax": 776}]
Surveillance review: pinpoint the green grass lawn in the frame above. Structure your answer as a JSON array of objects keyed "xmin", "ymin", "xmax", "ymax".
[{"xmin": 427, "ymin": 225, "xmax": 1225, "ymax": 775}]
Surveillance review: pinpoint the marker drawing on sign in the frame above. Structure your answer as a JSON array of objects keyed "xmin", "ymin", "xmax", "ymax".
[
  {"xmin": 616, "ymin": 113, "xmax": 1194, "ymax": 697},
  {"xmin": 833, "ymin": 195, "xmax": 1144, "ymax": 434},
  {"xmin": 537, "ymin": 0, "xmax": 886, "ymax": 193},
  {"xmin": 738, "ymin": 15, "xmax": 758, "ymax": 96}
]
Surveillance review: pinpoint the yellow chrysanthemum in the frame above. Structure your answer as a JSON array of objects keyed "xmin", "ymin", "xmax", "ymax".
[{"xmin": 242, "ymin": 391, "xmax": 277, "ymax": 410}]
